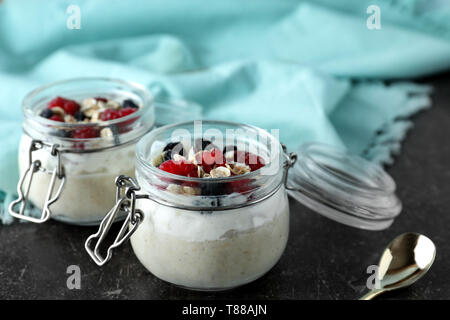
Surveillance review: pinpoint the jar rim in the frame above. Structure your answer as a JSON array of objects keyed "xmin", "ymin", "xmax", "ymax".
[{"xmin": 22, "ymin": 77, "xmax": 154, "ymax": 139}]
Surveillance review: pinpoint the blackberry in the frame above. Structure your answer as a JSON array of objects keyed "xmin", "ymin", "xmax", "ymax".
[
  {"xmin": 122, "ymin": 99, "xmax": 139, "ymax": 109},
  {"xmin": 74, "ymin": 111, "xmax": 87, "ymax": 121},
  {"xmin": 163, "ymin": 141, "xmax": 186, "ymax": 156},
  {"xmin": 40, "ymin": 109, "xmax": 54, "ymax": 119}
]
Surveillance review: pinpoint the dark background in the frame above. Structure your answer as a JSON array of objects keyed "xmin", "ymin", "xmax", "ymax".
[{"xmin": 0, "ymin": 73, "xmax": 448, "ymax": 300}]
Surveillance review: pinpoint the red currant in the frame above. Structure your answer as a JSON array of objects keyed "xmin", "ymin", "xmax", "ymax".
[{"xmin": 159, "ymin": 160, "xmax": 198, "ymax": 177}]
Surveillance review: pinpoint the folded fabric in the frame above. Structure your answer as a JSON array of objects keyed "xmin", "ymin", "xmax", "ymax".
[{"xmin": 0, "ymin": 0, "xmax": 446, "ymax": 224}]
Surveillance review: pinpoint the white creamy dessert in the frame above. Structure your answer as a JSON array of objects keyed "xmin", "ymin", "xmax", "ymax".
[
  {"xmin": 18, "ymin": 134, "xmax": 135, "ymax": 224},
  {"xmin": 128, "ymin": 131, "xmax": 289, "ymax": 290},
  {"xmin": 130, "ymin": 187, "xmax": 289, "ymax": 290}
]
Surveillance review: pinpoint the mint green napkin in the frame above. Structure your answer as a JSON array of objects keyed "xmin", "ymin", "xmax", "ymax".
[{"xmin": 1, "ymin": 0, "xmax": 448, "ymax": 223}]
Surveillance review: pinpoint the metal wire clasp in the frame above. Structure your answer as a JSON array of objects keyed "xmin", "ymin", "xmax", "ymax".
[
  {"xmin": 282, "ymin": 143, "xmax": 298, "ymax": 191},
  {"xmin": 9, "ymin": 140, "xmax": 66, "ymax": 223},
  {"xmin": 85, "ymin": 175, "xmax": 143, "ymax": 266}
]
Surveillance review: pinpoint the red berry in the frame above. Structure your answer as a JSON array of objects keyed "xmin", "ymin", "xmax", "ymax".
[
  {"xmin": 118, "ymin": 107, "xmax": 137, "ymax": 118},
  {"xmin": 95, "ymin": 97, "xmax": 108, "ymax": 102},
  {"xmin": 100, "ymin": 108, "xmax": 121, "ymax": 121},
  {"xmin": 48, "ymin": 96, "xmax": 80, "ymax": 115},
  {"xmin": 234, "ymin": 151, "xmax": 265, "ymax": 171},
  {"xmin": 47, "ymin": 97, "xmax": 65, "ymax": 109},
  {"xmin": 195, "ymin": 149, "xmax": 225, "ymax": 173},
  {"xmin": 49, "ymin": 115, "xmax": 64, "ymax": 122},
  {"xmin": 159, "ymin": 160, "xmax": 198, "ymax": 177},
  {"xmin": 72, "ymin": 127, "xmax": 99, "ymax": 139}
]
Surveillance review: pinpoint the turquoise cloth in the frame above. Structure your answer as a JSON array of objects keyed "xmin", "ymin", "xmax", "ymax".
[{"xmin": 1, "ymin": 0, "xmax": 449, "ymax": 223}]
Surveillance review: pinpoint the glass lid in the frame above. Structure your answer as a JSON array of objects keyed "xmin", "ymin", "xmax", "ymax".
[{"xmin": 286, "ymin": 143, "xmax": 402, "ymax": 231}]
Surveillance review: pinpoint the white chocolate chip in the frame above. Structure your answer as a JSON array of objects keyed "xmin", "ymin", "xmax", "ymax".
[
  {"xmin": 64, "ymin": 114, "xmax": 76, "ymax": 123},
  {"xmin": 100, "ymin": 128, "xmax": 113, "ymax": 138},
  {"xmin": 167, "ymin": 184, "xmax": 183, "ymax": 194},
  {"xmin": 182, "ymin": 186, "xmax": 198, "ymax": 195},
  {"xmin": 97, "ymin": 101, "xmax": 106, "ymax": 111},
  {"xmin": 84, "ymin": 107, "xmax": 99, "ymax": 118},
  {"xmin": 51, "ymin": 107, "xmax": 65, "ymax": 117},
  {"xmin": 229, "ymin": 163, "xmax": 251, "ymax": 175},
  {"xmin": 210, "ymin": 166, "xmax": 231, "ymax": 178},
  {"xmin": 90, "ymin": 110, "xmax": 101, "ymax": 122},
  {"xmin": 224, "ymin": 150, "xmax": 235, "ymax": 161},
  {"xmin": 82, "ymin": 98, "xmax": 97, "ymax": 110}
]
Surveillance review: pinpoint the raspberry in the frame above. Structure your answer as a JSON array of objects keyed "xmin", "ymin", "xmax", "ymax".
[
  {"xmin": 234, "ymin": 151, "xmax": 265, "ymax": 171},
  {"xmin": 195, "ymin": 149, "xmax": 225, "ymax": 173},
  {"xmin": 49, "ymin": 115, "xmax": 64, "ymax": 122},
  {"xmin": 100, "ymin": 108, "xmax": 121, "ymax": 121},
  {"xmin": 72, "ymin": 127, "xmax": 99, "ymax": 139},
  {"xmin": 95, "ymin": 97, "xmax": 108, "ymax": 102},
  {"xmin": 159, "ymin": 160, "xmax": 198, "ymax": 177},
  {"xmin": 118, "ymin": 107, "xmax": 137, "ymax": 118},
  {"xmin": 48, "ymin": 96, "xmax": 80, "ymax": 115}
]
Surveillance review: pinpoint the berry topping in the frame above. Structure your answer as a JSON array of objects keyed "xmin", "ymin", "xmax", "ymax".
[
  {"xmin": 122, "ymin": 99, "xmax": 139, "ymax": 109},
  {"xmin": 159, "ymin": 160, "xmax": 199, "ymax": 177},
  {"xmin": 195, "ymin": 148, "xmax": 225, "ymax": 173},
  {"xmin": 72, "ymin": 127, "xmax": 99, "ymax": 139},
  {"xmin": 100, "ymin": 108, "xmax": 121, "ymax": 121},
  {"xmin": 95, "ymin": 97, "xmax": 108, "ymax": 103},
  {"xmin": 118, "ymin": 107, "xmax": 137, "ymax": 118},
  {"xmin": 48, "ymin": 96, "xmax": 80, "ymax": 115},
  {"xmin": 49, "ymin": 114, "xmax": 64, "ymax": 122}
]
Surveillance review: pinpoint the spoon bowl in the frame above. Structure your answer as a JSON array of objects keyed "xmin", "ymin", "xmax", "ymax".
[{"xmin": 360, "ymin": 232, "xmax": 436, "ymax": 300}]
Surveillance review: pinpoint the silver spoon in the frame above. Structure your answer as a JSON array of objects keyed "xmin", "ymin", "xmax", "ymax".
[{"xmin": 360, "ymin": 232, "xmax": 436, "ymax": 300}]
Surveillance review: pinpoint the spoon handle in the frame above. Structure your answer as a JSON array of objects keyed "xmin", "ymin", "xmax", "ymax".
[{"xmin": 359, "ymin": 288, "xmax": 384, "ymax": 300}]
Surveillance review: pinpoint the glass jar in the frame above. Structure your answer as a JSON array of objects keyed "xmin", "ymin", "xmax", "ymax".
[
  {"xmin": 9, "ymin": 78, "xmax": 154, "ymax": 225},
  {"xmin": 85, "ymin": 120, "xmax": 402, "ymax": 291}
]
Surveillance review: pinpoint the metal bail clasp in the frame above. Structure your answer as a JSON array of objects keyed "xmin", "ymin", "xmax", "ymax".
[
  {"xmin": 9, "ymin": 140, "xmax": 66, "ymax": 223},
  {"xmin": 85, "ymin": 175, "xmax": 143, "ymax": 266},
  {"xmin": 281, "ymin": 143, "xmax": 298, "ymax": 191}
]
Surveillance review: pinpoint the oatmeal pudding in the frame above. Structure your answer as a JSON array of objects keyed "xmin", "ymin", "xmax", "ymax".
[{"xmin": 127, "ymin": 121, "xmax": 290, "ymax": 290}]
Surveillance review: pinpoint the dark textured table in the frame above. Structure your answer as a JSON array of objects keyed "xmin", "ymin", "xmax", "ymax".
[{"xmin": 0, "ymin": 73, "xmax": 449, "ymax": 300}]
